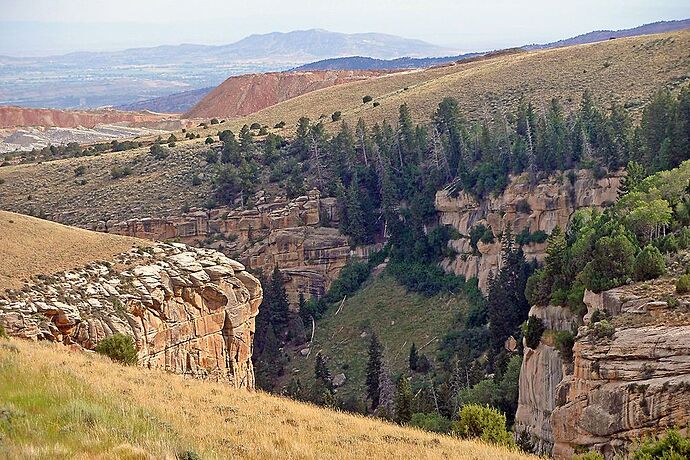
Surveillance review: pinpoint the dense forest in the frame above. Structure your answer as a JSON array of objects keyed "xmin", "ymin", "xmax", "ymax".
[{"xmin": 210, "ymin": 86, "xmax": 690, "ymax": 448}]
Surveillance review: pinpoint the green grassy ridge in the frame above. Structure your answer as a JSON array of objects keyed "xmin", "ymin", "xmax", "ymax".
[{"xmin": 283, "ymin": 274, "xmax": 467, "ymax": 401}]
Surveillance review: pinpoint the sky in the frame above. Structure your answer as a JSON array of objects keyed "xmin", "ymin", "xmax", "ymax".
[{"xmin": 1, "ymin": 0, "xmax": 689, "ymax": 56}]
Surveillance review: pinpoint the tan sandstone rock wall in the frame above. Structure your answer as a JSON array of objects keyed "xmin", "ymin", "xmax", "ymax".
[
  {"xmin": 0, "ymin": 242, "xmax": 262, "ymax": 389},
  {"xmin": 515, "ymin": 305, "xmax": 579, "ymax": 455},
  {"xmin": 436, "ymin": 170, "xmax": 622, "ymax": 292},
  {"xmin": 517, "ymin": 277, "xmax": 690, "ymax": 459},
  {"xmin": 94, "ymin": 190, "xmax": 366, "ymax": 304}
]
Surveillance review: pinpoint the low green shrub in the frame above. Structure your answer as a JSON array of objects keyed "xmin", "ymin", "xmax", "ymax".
[
  {"xmin": 633, "ymin": 245, "xmax": 665, "ymax": 281},
  {"xmin": 452, "ymin": 404, "xmax": 514, "ymax": 448},
  {"xmin": 110, "ymin": 165, "xmax": 132, "ymax": 179},
  {"xmin": 522, "ymin": 315, "xmax": 545, "ymax": 349},
  {"xmin": 632, "ymin": 429, "xmax": 690, "ymax": 460},
  {"xmin": 410, "ymin": 413, "xmax": 452, "ymax": 433},
  {"xmin": 590, "ymin": 319, "xmax": 615, "ymax": 340},
  {"xmin": 676, "ymin": 274, "xmax": 690, "ymax": 295},
  {"xmin": 94, "ymin": 334, "xmax": 137, "ymax": 365},
  {"xmin": 362, "ymin": 95, "xmax": 373, "ymax": 103}
]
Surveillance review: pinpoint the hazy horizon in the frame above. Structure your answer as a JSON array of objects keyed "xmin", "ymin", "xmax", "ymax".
[{"xmin": 2, "ymin": 0, "xmax": 689, "ymax": 57}]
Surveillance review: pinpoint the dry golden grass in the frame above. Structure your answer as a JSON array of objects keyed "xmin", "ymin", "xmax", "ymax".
[
  {"xmin": 0, "ymin": 211, "xmax": 146, "ymax": 290},
  {"xmin": 0, "ymin": 338, "xmax": 536, "ymax": 459},
  {"xmin": 217, "ymin": 30, "xmax": 690, "ymax": 132}
]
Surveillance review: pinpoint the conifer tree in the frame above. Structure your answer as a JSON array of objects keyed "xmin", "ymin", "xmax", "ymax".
[
  {"xmin": 346, "ymin": 175, "xmax": 366, "ymax": 245},
  {"xmin": 376, "ymin": 359, "xmax": 395, "ymax": 419},
  {"xmin": 366, "ymin": 333, "xmax": 383, "ymax": 409},
  {"xmin": 314, "ymin": 353, "xmax": 333, "ymax": 391},
  {"xmin": 394, "ymin": 376, "xmax": 413, "ymax": 424},
  {"xmin": 619, "ymin": 160, "xmax": 646, "ymax": 196},
  {"xmin": 409, "ymin": 343, "xmax": 419, "ymax": 371},
  {"xmin": 238, "ymin": 124, "xmax": 255, "ymax": 159},
  {"xmin": 269, "ymin": 266, "xmax": 290, "ymax": 333}
]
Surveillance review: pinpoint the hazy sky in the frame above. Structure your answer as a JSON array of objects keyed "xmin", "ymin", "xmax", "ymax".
[{"xmin": 1, "ymin": 0, "xmax": 689, "ymax": 56}]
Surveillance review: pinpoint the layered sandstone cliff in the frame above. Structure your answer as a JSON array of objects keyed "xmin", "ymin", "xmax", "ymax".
[
  {"xmin": 514, "ymin": 305, "xmax": 579, "ymax": 455},
  {"xmin": 436, "ymin": 170, "xmax": 622, "ymax": 291},
  {"xmin": 96, "ymin": 189, "xmax": 372, "ymax": 304},
  {"xmin": 516, "ymin": 276, "xmax": 690, "ymax": 459},
  {"xmin": 0, "ymin": 242, "xmax": 262, "ymax": 388}
]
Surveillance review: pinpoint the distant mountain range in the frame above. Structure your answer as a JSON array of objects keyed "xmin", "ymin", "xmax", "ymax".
[
  {"xmin": 0, "ymin": 29, "xmax": 452, "ymax": 110},
  {"xmin": 2, "ymin": 20, "xmax": 688, "ymax": 112}
]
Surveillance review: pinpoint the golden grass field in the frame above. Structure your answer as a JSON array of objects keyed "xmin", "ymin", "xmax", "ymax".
[
  {"xmin": 217, "ymin": 29, "xmax": 690, "ymax": 132},
  {"xmin": 0, "ymin": 338, "xmax": 535, "ymax": 460},
  {"xmin": 0, "ymin": 211, "xmax": 146, "ymax": 291}
]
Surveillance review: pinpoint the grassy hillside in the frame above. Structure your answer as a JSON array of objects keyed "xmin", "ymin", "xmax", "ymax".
[
  {"xmin": 0, "ymin": 211, "xmax": 146, "ymax": 291},
  {"xmin": 0, "ymin": 338, "xmax": 533, "ymax": 459},
  {"xmin": 283, "ymin": 274, "xmax": 464, "ymax": 401},
  {"xmin": 220, "ymin": 29, "xmax": 690, "ymax": 132},
  {"xmin": 0, "ymin": 141, "xmax": 216, "ymax": 227}
]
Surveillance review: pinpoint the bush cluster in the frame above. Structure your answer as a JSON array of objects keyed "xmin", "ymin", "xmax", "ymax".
[{"xmin": 94, "ymin": 333, "xmax": 138, "ymax": 365}]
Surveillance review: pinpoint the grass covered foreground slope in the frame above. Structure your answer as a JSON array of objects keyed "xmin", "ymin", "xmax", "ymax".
[
  {"xmin": 0, "ymin": 211, "xmax": 146, "ymax": 291},
  {"xmin": 284, "ymin": 274, "xmax": 463, "ymax": 400},
  {"xmin": 225, "ymin": 29, "xmax": 690, "ymax": 131},
  {"xmin": 0, "ymin": 338, "xmax": 534, "ymax": 460}
]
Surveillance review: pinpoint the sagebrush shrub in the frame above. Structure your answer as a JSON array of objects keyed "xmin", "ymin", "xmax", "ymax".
[{"xmin": 94, "ymin": 333, "xmax": 137, "ymax": 365}]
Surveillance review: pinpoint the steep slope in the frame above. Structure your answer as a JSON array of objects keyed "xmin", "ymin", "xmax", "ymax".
[
  {"xmin": 283, "ymin": 274, "xmax": 463, "ymax": 400},
  {"xmin": 436, "ymin": 169, "xmax": 623, "ymax": 292},
  {"xmin": 0, "ymin": 338, "xmax": 534, "ymax": 459},
  {"xmin": 184, "ymin": 70, "xmax": 394, "ymax": 119},
  {"xmin": 220, "ymin": 29, "xmax": 690, "ymax": 132},
  {"xmin": 515, "ymin": 275, "xmax": 690, "ymax": 459}
]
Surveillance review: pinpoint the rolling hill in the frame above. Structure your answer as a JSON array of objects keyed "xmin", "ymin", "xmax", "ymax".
[
  {"xmin": 524, "ymin": 18, "xmax": 690, "ymax": 50},
  {"xmin": 291, "ymin": 53, "xmax": 481, "ymax": 72},
  {"xmin": 217, "ymin": 29, "xmax": 690, "ymax": 132},
  {"xmin": 0, "ymin": 211, "xmax": 146, "ymax": 291},
  {"xmin": 115, "ymin": 87, "xmax": 214, "ymax": 114},
  {"xmin": 184, "ymin": 70, "xmax": 396, "ymax": 119}
]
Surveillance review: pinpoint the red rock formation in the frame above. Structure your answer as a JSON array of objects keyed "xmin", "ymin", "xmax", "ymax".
[
  {"xmin": 184, "ymin": 70, "xmax": 392, "ymax": 119},
  {"xmin": 0, "ymin": 106, "xmax": 173, "ymax": 129}
]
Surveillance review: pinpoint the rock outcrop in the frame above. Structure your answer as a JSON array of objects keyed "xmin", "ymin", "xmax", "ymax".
[
  {"xmin": 96, "ymin": 190, "xmax": 375, "ymax": 303},
  {"xmin": 515, "ymin": 305, "xmax": 579, "ymax": 455},
  {"xmin": 436, "ymin": 170, "xmax": 622, "ymax": 291},
  {"xmin": 0, "ymin": 242, "xmax": 262, "ymax": 389},
  {"xmin": 517, "ymin": 276, "xmax": 690, "ymax": 458}
]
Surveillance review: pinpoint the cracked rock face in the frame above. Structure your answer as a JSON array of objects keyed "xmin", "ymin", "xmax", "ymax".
[
  {"xmin": 436, "ymin": 169, "xmax": 622, "ymax": 292},
  {"xmin": 517, "ymin": 277, "xmax": 690, "ymax": 459},
  {"xmin": 0, "ymin": 242, "xmax": 262, "ymax": 389}
]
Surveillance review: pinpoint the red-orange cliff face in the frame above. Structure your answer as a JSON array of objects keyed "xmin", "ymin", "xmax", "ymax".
[
  {"xmin": 184, "ymin": 70, "xmax": 391, "ymax": 119},
  {"xmin": 0, "ymin": 106, "xmax": 172, "ymax": 129}
]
